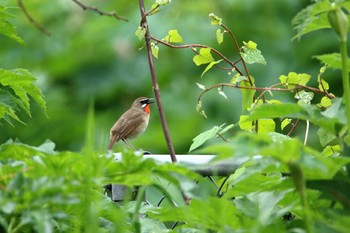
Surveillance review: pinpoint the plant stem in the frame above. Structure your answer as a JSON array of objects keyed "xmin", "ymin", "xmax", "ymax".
[
  {"xmin": 340, "ymin": 39, "xmax": 350, "ymax": 132},
  {"xmin": 288, "ymin": 161, "xmax": 313, "ymax": 233},
  {"xmin": 138, "ymin": 0, "xmax": 177, "ymax": 163},
  {"xmin": 132, "ymin": 186, "xmax": 146, "ymax": 233}
]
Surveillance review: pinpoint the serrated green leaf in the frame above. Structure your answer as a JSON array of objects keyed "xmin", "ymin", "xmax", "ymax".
[
  {"xmin": 0, "ymin": 68, "xmax": 47, "ymax": 120},
  {"xmin": 0, "ymin": 8, "xmax": 24, "ymax": 45},
  {"xmin": 193, "ymin": 48, "xmax": 214, "ymax": 66},
  {"xmin": 292, "ymin": 1, "xmax": 332, "ymax": 40},
  {"xmin": 314, "ymin": 53, "xmax": 350, "ymax": 70},
  {"xmin": 189, "ymin": 125, "xmax": 221, "ymax": 152},
  {"xmin": 164, "ymin": 29, "xmax": 183, "ymax": 43},
  {"xmin": 201, "ymin": 59, "xmax": 222, "ymax": 78},
  {"xmin": 216, "ymin": 28, "xmax": 224, "ymax": 45},
  {"xmin": 240, "ymin": 41, "xmax": 266, "ymax": 65}
]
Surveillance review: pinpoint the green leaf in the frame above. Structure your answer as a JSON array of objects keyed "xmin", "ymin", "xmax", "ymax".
[
  {"xmin": 216, "ymin": 28, "xmax": 224, "ymax": 45},
  {"xmin": 151, "ymin": 43, "xmax": 159, "ymax": 58},
  {"xmin": 240, "ymin": 81, "xmax": 256, "ymax": 113},
  {"xmin": 156, "ymin": 0, "xmax": 171, "ymax": 5},
  {"xmin": 201, "ymin": 59, "xmax": 222, "ymax": 78},
  {"xmin": 189, "ymin": 125, "xmax": 222, "ymax": 152},
  {"xmin": 0, "ymin": 68, "xmax": 47, "ymax": 122},
  {"xmin": 279, "ymin": 72, "xmax": 311, "ymax": 89},
  {"xmin": 193, "ymin": 48, "xmax": 215, "ymax": 66},
  {"xmin": 208, "ymin": 13, "xmax": 222, "ymax": 25},
  {"xmin": 196, "ymin": 100, "xmax": 207, "ymax": 118},
  {"xmin": 135, "ymin": 26, "xmax": 146, "ymax": 40},
  {"xmin": 317, "ymin": 128, "xmax": 336, "ymax": 147},
  {"xmin": 314, "ymin": 53, "xmax": 350, "ymax": 70},
  {"xmin": 239, "ymin": 115, "xmax": 254, "ymax": 131},
  {"xmin": 148, "ymin": 197, "xmax": 240, "ymax": 232},
  {"xmin": 292, "ymin": 1, "xmax": 332, "ymax": 40},
  {"xmin": 281, "ymin": 118, "xmax": 292, "ymax": 130},
  {"xmin": 196, "ymin": 83, "xmax": 206, "ymax": 90},
  {"xmin": 0, "ymin": 7, "xmax": 24, "ymax": 44},
  {"xmin": 163, "ymin": 29, "xmax": 183, "ymax": 43},
  {"xmin": 294, "ymin": 90, "xmax": 314, "ymax": 104},
  {"xmin": 240, "ymin": 41, "xmax": 266, "ymax": 65},
  {"xmin": 317, "ymin": 96, "xmax": 332, "ymax": 108},
  {"xmin": 217, "ymin": 87, "xmax": 227, "ymax": 99},
  {"xmin": 246, "ymin": 102, "xmax": 342, "ymax": 134},
  {"xmin": 234, "ymin": 191, "xmax": 292, "ymax": 226},
  {"xmin": 219, "ymin": 124, "xmax": 234, "ymax": 135},
  {"xmin": 258, "ymin": 119, "xmax": 275, "ymax": 134}
]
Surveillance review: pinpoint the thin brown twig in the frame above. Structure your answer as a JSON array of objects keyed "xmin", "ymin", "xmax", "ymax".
[
  {"xmin": 150, "ymin": 36, "xmax": 244, "ymax": 76},
  {"xmin": 221, "ymin": 23, "xmax": 253, "ymax": 86},
  {"xmin": 72, "ymin": 0, "xmax": 129, "ymax": 22},
  {"xmin": 287, "ymin": 119, "xmax": 300, "ymax": 136},
  {"xmin": 17, "ymin": 0, "xmax": 51, "ymax": 36},
  {"xmin": 138, "ymin": 0, "xmax": 177, "ymax": 163},
  {"xmin": 197, "ymin": 82, "xmax": 333, "ymax": 103}
]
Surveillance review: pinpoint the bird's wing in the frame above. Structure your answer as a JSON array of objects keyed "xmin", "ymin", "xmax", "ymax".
[{"xmin": 109, "ymin": 110, "xmax": 143, "ymax": 149}]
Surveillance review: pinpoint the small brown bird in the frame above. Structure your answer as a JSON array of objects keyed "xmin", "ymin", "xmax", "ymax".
[{"xmin": 108, "ymin": 97, "xmax": 154, "ymax": 150}]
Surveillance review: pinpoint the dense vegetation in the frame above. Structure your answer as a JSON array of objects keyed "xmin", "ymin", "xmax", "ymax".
[{"xmin": 1, "ymin": 0, "xmax": 350, "ymax": 232}]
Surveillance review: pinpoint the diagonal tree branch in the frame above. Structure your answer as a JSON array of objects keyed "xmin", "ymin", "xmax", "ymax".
[
  {"xmin": 17, "ymin": 0, "xmax": 51, "ymax": 36},
  {"xmin": 138, "ymin": 0, "xmax": 177, "ymax": 163},
  {"xmin": 72, "ymin": 0, "xmax": 129, "ymax": 22}
]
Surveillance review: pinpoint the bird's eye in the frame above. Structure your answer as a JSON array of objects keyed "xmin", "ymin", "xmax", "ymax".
[{"xmin": 140, "ymin": 99, "xmax": 149, "ymax": 105}]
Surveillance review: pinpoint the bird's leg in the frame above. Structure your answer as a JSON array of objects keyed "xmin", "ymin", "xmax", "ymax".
[{"xmin": 122, "ymin": 139, "xmax": 135, "ymax": 150}]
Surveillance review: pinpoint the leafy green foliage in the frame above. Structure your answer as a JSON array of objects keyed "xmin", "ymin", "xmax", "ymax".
[
  {"xmin": 163, "ymin": 29, "xmax": 183, "ymax": 43},
  {"xmin": 0, "ymin": 6, "xmax": 24, "ymax": 45},
  {"xmin": 240, "ymin": 41, "xmax": 266, "ymax": 65},
  {"xmin": 192, "ymin": 48, "xmax": 214, "ymax": 66},
  {"xmin": 2, "ymin": 0, "xmax": 350, "ymax": 233},
  {"xmin": 0, "ymin": 68, "xmax": 47, "ymax": 124}
]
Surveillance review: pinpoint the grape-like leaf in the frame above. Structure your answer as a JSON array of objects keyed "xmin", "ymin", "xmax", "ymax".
[
  {"xmin": 240, "ymin": 41, "xmax": 266, "ymax": 65},
  {"xmin": 193, "ymin": 48, "xmax": 215, "ymax": 66}
]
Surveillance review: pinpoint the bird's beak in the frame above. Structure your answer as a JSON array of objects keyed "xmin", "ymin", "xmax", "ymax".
[{"xmin": 148, "ymin": 98, "xmax": 155, "ymax": 104}]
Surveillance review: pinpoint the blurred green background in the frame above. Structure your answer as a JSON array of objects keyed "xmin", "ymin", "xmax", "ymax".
[{"xmin": 1, "ymin": 0, "xmax": 342, "ymax": 153}]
